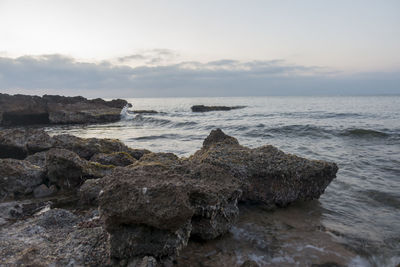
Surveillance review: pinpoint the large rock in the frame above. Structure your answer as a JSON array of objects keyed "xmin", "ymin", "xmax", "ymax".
[
  {"xmin": 190, "ymin": 129, "xmax": 338, "ymax": 208},
  {"xmin": 46, "ymin": 148, "xmax": 114, "ymax": 189},
  {"xmin": 0, "ymin": 128, "xmax": 53, "ymax": 159},
  {"xmin": 52, "ymin": 134, "xmax": 148, "ymax": 160},
  {"xmin": 0, "ymin": 93, "xmax": 128, "ymax": 126},
  {"xmin": 0, "ymin": 159, "xmax": 45, "ymax": 200},
  {"xmin": 99, "ymin": 153, "xmax": 242, "ymax": 261}
]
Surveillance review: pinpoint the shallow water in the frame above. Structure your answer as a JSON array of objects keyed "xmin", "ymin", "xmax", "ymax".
[{"xmin": 46, "ymin": 96, "xmax": 400, "ymax": 266}]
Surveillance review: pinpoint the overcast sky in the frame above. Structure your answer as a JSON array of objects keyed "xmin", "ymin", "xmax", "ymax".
[{"xmin": 0, "ymin": 0, "xmax": 399, "ymax": 97}]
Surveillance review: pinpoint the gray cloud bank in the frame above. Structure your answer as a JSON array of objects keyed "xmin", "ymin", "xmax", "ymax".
[{"xmin": 0, "ymin": 54, "xmax": 399, "ymax": 97}]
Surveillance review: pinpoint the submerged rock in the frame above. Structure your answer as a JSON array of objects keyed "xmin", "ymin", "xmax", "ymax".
[
  {"xmin": 191, "ymin": 105, "xmax": 246, "ymax": 112},
  {"xmin": 0, "ymin": 93, "xmax": 128, "ymax": 126},
  {"xmin": 190, "ymin": 129, "xmax": 338, "ymax": 208}
]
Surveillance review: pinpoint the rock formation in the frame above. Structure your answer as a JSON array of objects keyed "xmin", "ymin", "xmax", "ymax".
[
  {"xmin": 0, "ymin": 93, "xmax": 129, "ymax": 126},
  {"xmin": 191, "ymin": 105, "xmax": 246, "ymax": 112},
  {"xmin": 0, "ymin": 127, "xmax": 338, "ymax": 266}
]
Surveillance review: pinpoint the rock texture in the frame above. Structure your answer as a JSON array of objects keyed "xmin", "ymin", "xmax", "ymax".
[
  {"xmin": 191, "ymin": 105, "xmax": 246, "ymax": 112},
  {"xmin": 0, "ymin": 127, "xmax": 338, "ymax": 266},
  {"xmin": 190, "ymin": 129, "xmax": 338, "ymax": 208},
  {"xmin": 0, "ymin": 128, "xmax": 53, "ymax": 159},
  {"xmin": 0, "ymin": 93, "xmax": 128, "ymax": 126},
  {"xmin": 0, "ymin": 159, "xmax": 44, "ymax": 200}
]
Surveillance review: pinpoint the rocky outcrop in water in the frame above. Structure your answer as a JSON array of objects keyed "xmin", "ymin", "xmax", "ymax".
[
  {"xmin": 0, "ymin": 93, "xmax": 129, "ymax": 126},
  {"xmin": 0, "ymin": 127, "xmax": 338, "ymax": 266},
  {"xmin": 190, "ymin": 129, "xmax": 338, "ymax": 208},
  {"xmin": 191, "ymin": 105, "xmax": 246, "ymax": 112}
]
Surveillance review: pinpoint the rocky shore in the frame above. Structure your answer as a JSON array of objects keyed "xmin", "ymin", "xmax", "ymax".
[
  {"xmin": 0, "ymin": 128, "xmax": 338, "ymax": 266},
  {"xmin": 0, "ymin": 94, "xmax": 128, "ymax": 126}
]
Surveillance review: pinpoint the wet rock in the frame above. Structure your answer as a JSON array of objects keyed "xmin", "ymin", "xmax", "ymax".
[
  {"xmin": 191, "ymin": 105, "xmax": 246, "ymax": 112},
  {"xmin": 46, "ymin": 148, "xmax": 114, "ymax": 189},
  {"xmin": 33, "ymin": 184, "xmax": 57, "ymax": 198},
  {"xmin": 0, "ymin": 128, "xmax": 53, "ymax": 159},
  {"xmin": 190, "ymin": 129, "xmax": 338, "ymax": 208},
  {"xmin": 91, "ymin": 151, "xmax": 137, "ymax": 166},
  {"xmin": 0, "ymin": 93, "xmax": 128, "ymax": 126},
  {"xmin": 0, "ymin": 158, "xmax": 45, "ymax": 200},
  {"xmin": 133, "ymin": 110, "xmax": 159, "ymax": 114}
]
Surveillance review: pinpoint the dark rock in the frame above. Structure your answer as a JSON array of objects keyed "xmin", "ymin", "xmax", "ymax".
[
  {"xmin": 36, "ymin": 208, "xmax": 79, "ymax": 229},
  {"xmin": 25, "ymin": 151, "xmax": 47, "ymax": 168},
  {"xmin": 133, "ymin": 110, "xmax": 159, "ymax": 114},
  {"xmin": 79, "ymin": 178, "xmax": 105, "ymax": 206},
  {"xmin": 91, "ymin": 151, "xmax": 137, "ymax": 166},
  {"xmin": 191, "ymin": 105, "xmax": 246, "ymax": 112},
  {"xmin": 0, "ymin": 128, "xmax": 53, "ymax": 159},
  {"xmin": 45, "ymin": 148, "xmax": 114, "ymax": 189},
  {"xmin": 108, "ymin": 223, "xmax": 192, "ymax": 260},
  {"xmin": 0, "ymin": 200, "xmax": 50, "ymax": 223},
  {"xmin": 241, "ymin": 260, "xmax": 260, "ymax": 267},
  {"xmin": 52, "ymin": 134, "xmax": 133, "ymax": 159},
  {"xmin": 190, "ymin": 129, "xmax": 338, "ymax": 208},
  {"xmin": 99, "ymin": 154, "xmax": 242, "ymax": 260},
  {"xmin": 0, "ymin": 159, "xmax": 44, "ymax": 200},
  {"xmin": 127, "ymin": 256, "xmax": 158, "ymax": 267},
  {"xmin": 0, "ymin": 93, "xmax": 49, "ymax": 126},
  {"xmin": 0, "ymin": 93, "xmax": 128, "ymax": 126},
  {"xmin": 0, "ymin": 207, "xmax": 110, "ymax": 266},
  {"xmin": 33, "ymin": 184, "xmax": 57, "ymax": 198}
]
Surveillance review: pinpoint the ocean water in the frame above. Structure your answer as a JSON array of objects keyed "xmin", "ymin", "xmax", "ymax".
[{"xmin": 46, "ymin": 96, "xmax": 400, "ymax": 266}]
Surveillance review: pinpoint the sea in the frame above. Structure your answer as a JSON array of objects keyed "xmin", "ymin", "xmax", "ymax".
[{"xmin": 45, "ymin": 96, "xmax": 400, "ymax": 267}]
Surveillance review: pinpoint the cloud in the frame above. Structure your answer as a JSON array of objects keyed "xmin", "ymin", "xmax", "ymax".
[
  {"xmin": 0, "ymin": 54, "xmax": 399, "ymax": 97},
  {"xmin": 117, "ymin": 49, "xmax": 179, "ymax": 65}
]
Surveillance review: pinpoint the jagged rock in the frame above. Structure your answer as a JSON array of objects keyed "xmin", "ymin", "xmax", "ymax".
[
  {"xmin": 79, "ymin": 178, "xmax": 105, "ymax": 206},
  {"xmin": 45, "ymin": 148, "xmax": 114, "ymax": 189},
  {"xmin": 0, "ymin": 159, "xmax": 45, "ymax": 200},
  {"xmin": 0, "ymin": 128, "xmax": 53, "ymax": 159},
  {"xmin": 25, "ymin": 151, "xmax": 47, "ymax": 168},
  {"xmin": 52, "ymin": 134, "xmax": 138, "ymax": 160},
  {"xmin": 190, "ymin": 129, "xmax": 338, "ymax": 208},
  {"xmin": 191, "ymin": 105, "xmax": 246, "ymax": 112},
  {"xmin": 0, "ymin": 200, "xmax": 50, "ymax": 223},
  {"xmin": 33, "ymin": 184, "xmax": 57, "ymax": 198},
  {"xmin": 99, "ymin": 153, "xmax": 242, "ymax": 260},
  {"xmin": 91, "ymin": 152, "xmax": 136, "ymax": 167},
  {"xmin": 0, "ymin": 93, "xmax": 128, "ymax": 126},
  {"xmin": 0, "ymin": 208, "xmax": 110, "ymax": 266}
]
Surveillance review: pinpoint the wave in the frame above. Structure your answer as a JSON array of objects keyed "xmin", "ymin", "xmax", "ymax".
[{"xmin": 131, "ymin": 133, "xmax": 182, "ymax": 141}]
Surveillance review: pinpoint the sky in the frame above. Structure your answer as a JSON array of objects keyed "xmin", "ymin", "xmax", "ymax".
[{"xmin": 0, "ymin": 0, "xmax": 399, "ymax": 97}]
